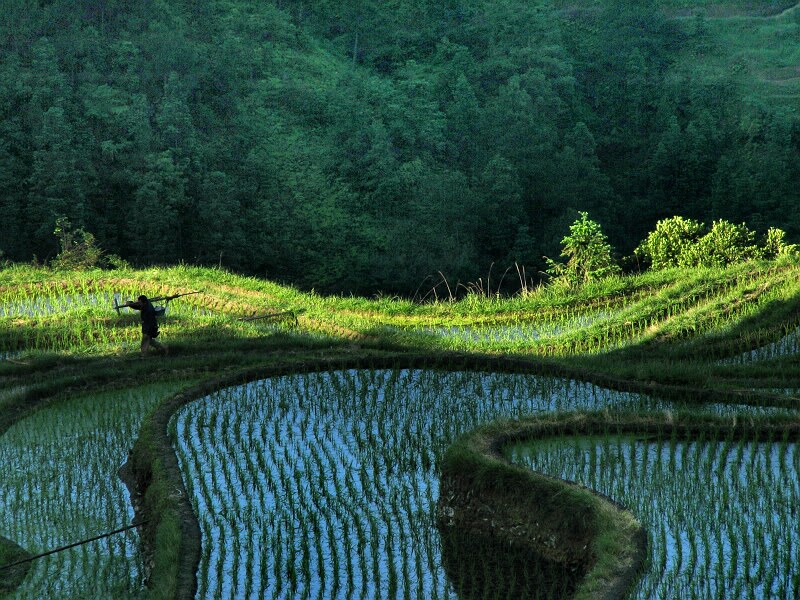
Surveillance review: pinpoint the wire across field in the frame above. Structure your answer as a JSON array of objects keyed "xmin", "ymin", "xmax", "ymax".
[{"xmin": 0, "ymin": 383, "xmax": 184, "ymax": 598}]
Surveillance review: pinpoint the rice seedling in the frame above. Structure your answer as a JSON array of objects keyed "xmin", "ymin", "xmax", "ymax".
[{"xmin": 719, "ymin": 324, "xmax": 800, "ymax": 365}]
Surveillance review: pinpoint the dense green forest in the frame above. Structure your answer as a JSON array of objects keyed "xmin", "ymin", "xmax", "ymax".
[{"xmin": 2, "ymin": 0, "xmax": 799, "ymax": 294}]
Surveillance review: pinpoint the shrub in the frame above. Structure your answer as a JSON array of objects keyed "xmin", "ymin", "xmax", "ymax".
[
  {"xmin": 633, "ymin": 216, "xmax": 705, "ymax": 270},
  {"xmin": 50, "ymin": 216, "xmax": 106, "ymax": 270},
  {"xmin": 761, "ymin": 227, "xmax": 798, "ymax": 259},
  {"xmin": 545, "ymin": 212, "xmax": 620, "ymax": 287},
  {"xmin": 635, "ymin": 216, "xmax": 792, "ymax": 270},
  {"xmin": 50, "ymin": 217, "xmax": 130, "ymax": 271},
  {"xmin": 682, "ymin": 220, "xmax": 759, "ymax": 268}
]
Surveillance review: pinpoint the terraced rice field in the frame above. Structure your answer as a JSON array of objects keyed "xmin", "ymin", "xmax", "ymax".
[
  {"xmin": 509, "ymin": 434, "xmax": 800, "ymax": 599},
  {"xmin": 0, "ymin": 384, "xmax": 184, "ymax": 598},
  {"xmin": 169, "ymin": 368, "xmax": 779, "ymax": 599},
  {"xmin": 3, "ymin": 261, "xmax": 800, "ymax": 598}
]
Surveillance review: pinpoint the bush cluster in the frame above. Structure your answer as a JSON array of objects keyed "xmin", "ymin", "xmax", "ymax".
[
  {"xmin": 547, "ymin": 213, "xmax": 798, "ymax": 289},
  {"xmin": 634, "ymin": 217, "xmax": 797, "ymax": 270}
]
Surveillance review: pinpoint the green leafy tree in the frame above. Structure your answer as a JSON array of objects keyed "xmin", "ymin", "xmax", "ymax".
[
  {"xmin": 193, "ymin": 170, "xmax": 246, "ymax": 269},
  {"xmin": 27, "ymin": 106, "xmax": 91, "ymax": 252},
  {"xmin": 683, "ymin": 220, "xmax": 759, "ymax": 268},
  {"xmin": 3, "ymin": 0, "xmax": 800, "ymax": 295},
  {"xmin": 634, "ymin": 216, "xmax": 705, "ymax": 269},
  {"xmin": 50, "ymin": 216, "xmax": 105, "ymax": 270},
  {"xmin": 477, "ymin": 154, "xmax": 523, "ymax": 262},
  {"xmin": 444, "ymin": 73, "xmax": 480, "ymax": 174},
  {"xmin": 711, "ymin": 112, "xmax": 800, "ymax": 235},
  {"xmin": 556, "ymin": 122, "xmax": 617, "ymax": 220},
  {"xmin": 546, "ymin": 212, "xmax": 620, "ymax": 286},
  {"xmin": 128, "ymin": 151, "xmax": 187, "ymax": 263},
  {"xmin": 0, "ymin": 59, "xmax": 29, "ymax": 259},
  {"xmin": 380, "ymin": 159, "xmax": 479, "ymax": 294}
]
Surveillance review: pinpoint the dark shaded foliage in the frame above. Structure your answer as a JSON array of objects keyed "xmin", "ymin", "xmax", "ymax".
[{"xmin": 2, "ymin": 0, "xmax": 798, "ymax": 294}]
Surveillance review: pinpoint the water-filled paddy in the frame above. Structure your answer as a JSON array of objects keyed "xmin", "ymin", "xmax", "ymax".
[
  {"xmin": 171, "ymin": 368, "xmax": 774, "ymax": 599},
  {"xmin": 0, "ymin": 290, "xmax": 210, "ymax": 320},
  {"xmin": 403, "ymin": 312, "xmax": 612, "ymax": 351},
  {"xmin": 509, "ymin": 436, "xmax": 800, "ymax": 599},
  {"xmin": 719, "ymin": 325, "xmax": 800, "ymax": 365},
  {"xmin": 0, "ymin": 292, "xmax": 116, "ymax": 318},
  {"xmin": 421, "ymin": 313, "xmax": 605, "ymax": 343},
  {"xmin": 0, "ymin": 383, "xmax": 182, "ymax": 598}
]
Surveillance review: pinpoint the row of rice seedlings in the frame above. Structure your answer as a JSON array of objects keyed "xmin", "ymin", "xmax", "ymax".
[
  {"xmin": 169, "ymin": 369, "xmax": 766, "ymax": 599},
  {"xmin": 0, "ymin": 291, "xmax": 118, "ymax": 319},
  {"xmin": 413, "ymin": 310, "xmax": 610, "ymax": 347},
  {"xmin": 414, "ymin": 266, "xmax": 779, "ymax": 356},
  {"xmin": 648, "ymin": 269, "xmax": 800, "ymax": 352},
  {"xmin": 508, "ymin": 432, "xmax": 800, "ymax": 599},
  {"xmin": 0, "ymin": 383, "xmax": 184, "ymax": 598},
  {"xmin": 0, "ymin": 278, "xmax": 99, "ymax": 301},
  {"xmin": 0, "ymin": 313, "xmax": 137, "ymax": 355},
  {"xmin": 0, "ymin": 386, "xmax": 28, "ymax": 409},
  {"xmin": 547, "ymin": 267, "xmax": 780, "ymax": 355},
  {"xmin": 0, "ymin": 277, "xmax": 302, "ymax": 354},
  {"xmin": 1, "ymin": 262, "xmax": 789, "ymax": 356},
  {"xmin": 0, "ymin": 279, "xmax": 138, "ymax": 353},
  {"xmin": 719, "ymin": 324, "xmax": 800, "ymax": 365},
  {"xmin": 333, "ymin": 266, "xmax": 696, "ymax": 341},
  {"xmin": 0, "ymin": 277, "xmax": 142, "ymax": 315}
]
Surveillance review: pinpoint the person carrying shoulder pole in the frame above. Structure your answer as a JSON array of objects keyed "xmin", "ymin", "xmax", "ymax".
[{"xmin": 122, "ymin": 295, "xmax": 168, "ymax": 357}]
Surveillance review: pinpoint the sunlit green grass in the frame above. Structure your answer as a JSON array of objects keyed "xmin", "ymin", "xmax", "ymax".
[{"xmin": 3, "ymin": 259, "xmax": 800, "ymax": 367}]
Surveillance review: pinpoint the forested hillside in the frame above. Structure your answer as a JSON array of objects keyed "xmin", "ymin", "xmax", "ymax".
[{"xmin": 2, "ymin": 0, "xmax": 799, "ymax": 294}]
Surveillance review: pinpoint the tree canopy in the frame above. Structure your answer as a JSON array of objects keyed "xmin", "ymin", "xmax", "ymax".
[{"xmin": 2, "ymin": 0, "xmax": 798, "ymax": 294}]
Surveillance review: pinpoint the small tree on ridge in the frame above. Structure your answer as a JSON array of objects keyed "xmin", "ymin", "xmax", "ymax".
[{"xmin": 545, "ymin": 212, "xmax": 620, "ymax": 287}]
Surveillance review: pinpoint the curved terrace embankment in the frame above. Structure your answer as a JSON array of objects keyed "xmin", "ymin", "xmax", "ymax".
[{"xmin": 439, "ymin": 414, "xmax": 800, "ymax": 599}]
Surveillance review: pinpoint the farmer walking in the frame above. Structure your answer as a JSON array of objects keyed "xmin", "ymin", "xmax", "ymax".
[{"xmin": 123, "ymin": 295, "xmax": 168, "ymax": 356}]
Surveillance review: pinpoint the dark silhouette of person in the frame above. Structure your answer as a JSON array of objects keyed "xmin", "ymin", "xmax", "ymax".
[{"xmin": 123, "ymin": 295, "xmax": 167, "ymax": 356}]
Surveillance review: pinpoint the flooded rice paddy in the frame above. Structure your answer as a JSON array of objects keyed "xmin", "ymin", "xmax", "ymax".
[
  {"xmin": 404, "ymin": 312, "xmax": 612, "ymax": 351},
  {"xmin": 170, "ymin": 369, "xmax": 776, "ymax": 600},
  {"xmin": 0, "ymin": 384, "xmax": 182, "ymax": 598},
  {"xmin": 0, "ymin": 292, "xmax": 117, "ymax": 318},
  {"xmin": 509, "ymin": 436, "xmax": 800, "ymax": 599}
]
